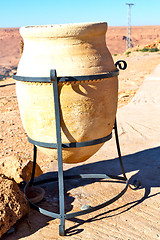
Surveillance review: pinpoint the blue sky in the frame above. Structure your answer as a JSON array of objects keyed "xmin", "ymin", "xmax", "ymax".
[{"xmin": 0, "ymin": 0, "xmax": 160, "ymax": 28}]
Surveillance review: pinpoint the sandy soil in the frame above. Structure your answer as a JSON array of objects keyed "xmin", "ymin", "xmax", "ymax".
[{"xmin": 0, "ymin": 26, "xmax": 160, "ymax": 239}]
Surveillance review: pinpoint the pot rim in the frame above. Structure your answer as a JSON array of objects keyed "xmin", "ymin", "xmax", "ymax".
[{"xmin": 20, "ymin": 21, "xmax": 108, "ymax": 39}]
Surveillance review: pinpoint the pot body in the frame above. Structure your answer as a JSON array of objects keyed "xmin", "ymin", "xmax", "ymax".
[{"xmin": 16, "ymin": 22, "xmax": 118, "ymax": 164}]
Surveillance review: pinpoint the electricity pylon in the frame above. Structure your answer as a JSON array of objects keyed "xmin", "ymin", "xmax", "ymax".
[{"xmin": 126, "ymin": 3, "xmax": 134, "ymax": 49}]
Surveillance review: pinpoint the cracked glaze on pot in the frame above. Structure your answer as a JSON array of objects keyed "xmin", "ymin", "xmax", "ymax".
[{"xmin": 16, "ymin": 22, "xmax": 118, "ymax": 163}]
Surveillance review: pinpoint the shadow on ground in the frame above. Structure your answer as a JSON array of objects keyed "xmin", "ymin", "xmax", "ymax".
[{"xmin": 3, "ymin": 146, "xmax": 160, "ymax": 239}]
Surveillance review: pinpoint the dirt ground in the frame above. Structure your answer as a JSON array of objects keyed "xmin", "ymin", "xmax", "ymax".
[{"xmin": 0, "ymin": 26, "xmax": 160, "ymax": 239}]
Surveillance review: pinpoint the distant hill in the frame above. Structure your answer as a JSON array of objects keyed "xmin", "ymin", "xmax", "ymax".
[{"xmin": 107, "ymin": 25, "xmax": 160, "ymax": 54}]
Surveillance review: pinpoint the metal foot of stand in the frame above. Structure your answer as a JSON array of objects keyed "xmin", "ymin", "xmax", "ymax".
[{"xmin": 14, "ymin": 63, "xmax": 141, "ymax": 236}]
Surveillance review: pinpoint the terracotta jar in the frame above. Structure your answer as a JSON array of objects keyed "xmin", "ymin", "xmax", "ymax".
[{"xmin": 16, "ymin": 22, "xmax": 118, "ymax": 164}]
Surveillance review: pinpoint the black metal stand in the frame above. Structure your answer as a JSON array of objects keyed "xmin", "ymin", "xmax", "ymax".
[
  {"xmin": 24, "ymin": 119, "xmax": 130, "ymax": 236},
  {"xmin": 14, "ymin": 61, "xmax": 140, "ymax": 236}
]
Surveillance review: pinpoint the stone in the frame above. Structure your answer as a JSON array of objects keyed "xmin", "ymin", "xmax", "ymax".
[
  {"xmin": 0, "ymin": 174, "xmax": 29, "ymax": 238},
  {"xmin": 81, "ymin": 205, "xmax": 92, "ymax": 210},
  {"xmin": 21, "ymin": 159, "xmax": 43, "ymax": 183},
  {"xmin": 0, "ymin": 156, "xmax": 43, "ymax": 183}
]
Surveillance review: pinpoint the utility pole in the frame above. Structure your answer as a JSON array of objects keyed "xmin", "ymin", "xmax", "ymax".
[{"xmin": 126, "ymin": 3, "xmax": 134, "ymax": 49}]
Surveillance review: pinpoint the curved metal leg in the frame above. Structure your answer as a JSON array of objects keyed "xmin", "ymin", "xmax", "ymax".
[
  {"xmin": 29, "ymin": 145, "xmax": 37, "ymax": 186},
  {"xmin": 114, "ymin": 119, "xmax": 127, "ymax": 181},
  {"xmin": 114, "ymin": 118, "xmax": 141, "ymax": 189}
]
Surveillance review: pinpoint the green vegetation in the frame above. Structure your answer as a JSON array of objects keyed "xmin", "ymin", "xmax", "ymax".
[
  {"xmin": 126, "ymin": 51, "xmax": 131, "ymax": 56},
  {"xmin": 140, "ymin": 47, "xmax": 149, "ymax": 52},
  {"xmin": 113, "ymin": 54, "xmax": 118, "ymax": 56},
  {"xmin": 149, "ymin": 47, "xmax": 159, "ymax": 52},
  {"xmin": 138, "ymin": 47, "xmax": 159, "ymax": 53},
  {"xmin": 126, "ymin": 47, "xmax": 160, "ymax": 56}
]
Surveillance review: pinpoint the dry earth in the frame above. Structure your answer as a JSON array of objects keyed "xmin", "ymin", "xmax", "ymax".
[{"xmin": 0, "ymin": 26, "xmax": 160, "ymax": 239}]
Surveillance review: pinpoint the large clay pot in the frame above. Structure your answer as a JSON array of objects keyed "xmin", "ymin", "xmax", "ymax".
[{"xmin": 16, "ymin": 22, "xmax": 118, "ymax": 164}]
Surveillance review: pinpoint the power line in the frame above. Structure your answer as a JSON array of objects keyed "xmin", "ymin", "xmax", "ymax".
[{"xmin": 126, "ymin": 3, "xmax": 134, "ymax": 49}]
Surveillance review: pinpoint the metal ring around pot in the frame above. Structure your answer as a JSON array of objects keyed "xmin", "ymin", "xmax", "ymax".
[
  {"xmin": 13, "ymin": 70, "xmax": 119, "ymax": 83},
  {"xmin": 27, "ymin": 132, "xmax": 112, "ymax": 149}
]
